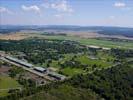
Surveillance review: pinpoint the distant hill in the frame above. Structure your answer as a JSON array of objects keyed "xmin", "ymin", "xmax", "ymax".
[{"xmin": 0, "ymin": 25, "xmax": 133, "ymax": 37}]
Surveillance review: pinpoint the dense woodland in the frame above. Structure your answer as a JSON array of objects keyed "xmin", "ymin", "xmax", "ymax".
[
  {"xmin": 69, "ymin": 62, "xmax": 133, "ymax": 100},
  {"xmin": 110, "ymin": 48, "xmax": 133, "ymax": 59}
]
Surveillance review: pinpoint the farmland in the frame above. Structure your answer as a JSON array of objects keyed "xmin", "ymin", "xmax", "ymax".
[
  {"xmin": 0, "ymin": 33, "xmax": 133, "ymax": 49},
  {"xmin": 40, "ymin": 35, "xmax": 133, "ymax": 49},
  {"xmin": 0, "ymin": 76, "xmax": 21, "ymax": 97}
]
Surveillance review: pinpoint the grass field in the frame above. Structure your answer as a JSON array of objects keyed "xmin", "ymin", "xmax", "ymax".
[
  {"xmin": 60, "ymin": 67, "xmax": 84, "ymax": 76},
  {"xmin": 75, "ymin": 55, "xmax": 111, "ymax": 68},
  {"xmin": 0, "ymin": 76, "xmax": 21, "ymax": 97},
  {"xmin": 40, "ymin": 35, "xmax": 133, "ymax": 49},
  {"xmin": 1, "ymin": 32, "xmax": 133, "ymax": 49},
  {"xmin": 47, "ymin": 52, "xmax": 114, "ymax": 76},
  {"xmin": 1, "ymin": 33, "xmax": 132, "ymax": 49}
]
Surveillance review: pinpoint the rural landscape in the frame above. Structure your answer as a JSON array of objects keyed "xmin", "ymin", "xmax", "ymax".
[{"xmin": 0, "ymin": 0, "xmax": 133, "ymax": 100}]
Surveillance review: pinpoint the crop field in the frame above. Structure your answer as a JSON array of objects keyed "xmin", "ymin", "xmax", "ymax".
[
  {"xmin": 40, "ymin": 35, "xmax": 133, "ymax": 49},
  {"xmin": 0, "ymin": 76, "xmax": 21, "ymax": 97},
  {"xmin": 0, "ymin": 33, "xmax": 133, "ymax": 49}
]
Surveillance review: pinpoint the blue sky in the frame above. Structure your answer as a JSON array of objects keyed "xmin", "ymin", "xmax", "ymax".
[{"xmin": 0, "ymin": 0, "xmax": 133, "ymax": 27}]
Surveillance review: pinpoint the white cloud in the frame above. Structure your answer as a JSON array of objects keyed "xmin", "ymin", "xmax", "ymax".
[
  {"xmin": 114, "ymin": 2, "xmax": 126, "ymax": 8},
  {"xmin": 22, "ymin": 5, "xmax": 40, "ymax": 13},
  {"xmin": 0, "ymin": 7, "xmax": 13, "ymax": 14},
  {"xmin": 41, "ymin": 0, "xmax": 74, "ymax": 18},
  {"xmin": 114, "ymin": 2, "xmax": 132, "ymax": 11},
  {"xmin": 51, "ymin": 0, "xmax": 73, "ymax": 13}
]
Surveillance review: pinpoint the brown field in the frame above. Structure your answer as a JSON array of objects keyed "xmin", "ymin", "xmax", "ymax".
[
  {"xmin": 0, "ymin": 33, "xmax": 32, "ymax": 40},
  {"xmin": 0, "ymin": 66, "xmax": 11, "ymax": 74},
  {"xmin": 69, "ymin": 32, "xmax": 133, "ymax": 40},
  {"xmin": 0, "ymin": 32, "xmax": 99, "ymax": 40},
  {"xmin": 0, "ymin": 31, "xmax": 132, "ymax": 40}
]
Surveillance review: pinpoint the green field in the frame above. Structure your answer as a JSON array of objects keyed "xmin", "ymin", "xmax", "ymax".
[
  {"xmin": 0, "ymin": 76, "xmax": 21, "ymax": 97},
  {"xmin": 59, "ymin": 54, "xmax": 113, "ymax": 76},
  {"xmin": 60, "ymin": 67, "xmax": 84, "ymax": 76},
  {"xmin": 47, "ymin": 52, "xmax": 114, "ymax": 76},
  {"xmin": 75, "ymin": 55, "xmax": 111, "ymax": 68},
  {"xmin": 39, "ymin": 35, "xmax": 133, "ymax": 49}
]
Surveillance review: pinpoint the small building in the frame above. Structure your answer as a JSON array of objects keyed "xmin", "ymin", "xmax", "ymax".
[
  {"xmin": 48, "ymin": 72, "xmax": 66, "ymax": 80},
  {"xmin": 34, "ymin": 67, "xmax": 47, "ymax": 73},
  {"xmin": 88, "ymin": 45, "xmax": 101, "ymax": 49},
  {"xmin": 102, "ymin": 47, "xmax": 111, "ymax": 50}
]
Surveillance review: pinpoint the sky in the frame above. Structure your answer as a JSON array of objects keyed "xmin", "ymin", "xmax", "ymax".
[{"xmin": 0, "ymin": 0, "xmax": 133, "ymax": 27}]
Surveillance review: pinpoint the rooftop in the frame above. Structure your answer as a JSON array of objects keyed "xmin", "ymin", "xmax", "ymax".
[
  {"xmin": 34, "ymin": 67, "xmax": 47, "ymax": 72},
  {"xmin": 88, "ymin": 45, "xmax": 101, "ymax": 49},
  {"xmin": 6, "ymin": 56, "xmax": 33, "ymax": 67},
  {"xmin": 48, "ymin": 72, "xmax": 66, "ymax": 79}
]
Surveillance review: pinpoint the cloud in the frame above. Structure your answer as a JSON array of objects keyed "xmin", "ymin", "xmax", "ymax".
[
  {"xmin": 51, "ymin": 0, "xmax": 73, "ymax": 13},
  {"xmin": 0, "ymin": 7, "xmax": 13, "ymax": 14},
  {"xmin": 114, "ymin": 2, "xmax": 126, "ymax": 8},
  {"xmin": 22, "ymin": 5, "xmax": 40, "ymax": 13},
  {"xmin": 41, "ymin": 0, "xmax": 74, "ymax": 18},
  {"xmin": 114, "ymin": 2, "xmax": 132, "ymax": 11}
]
